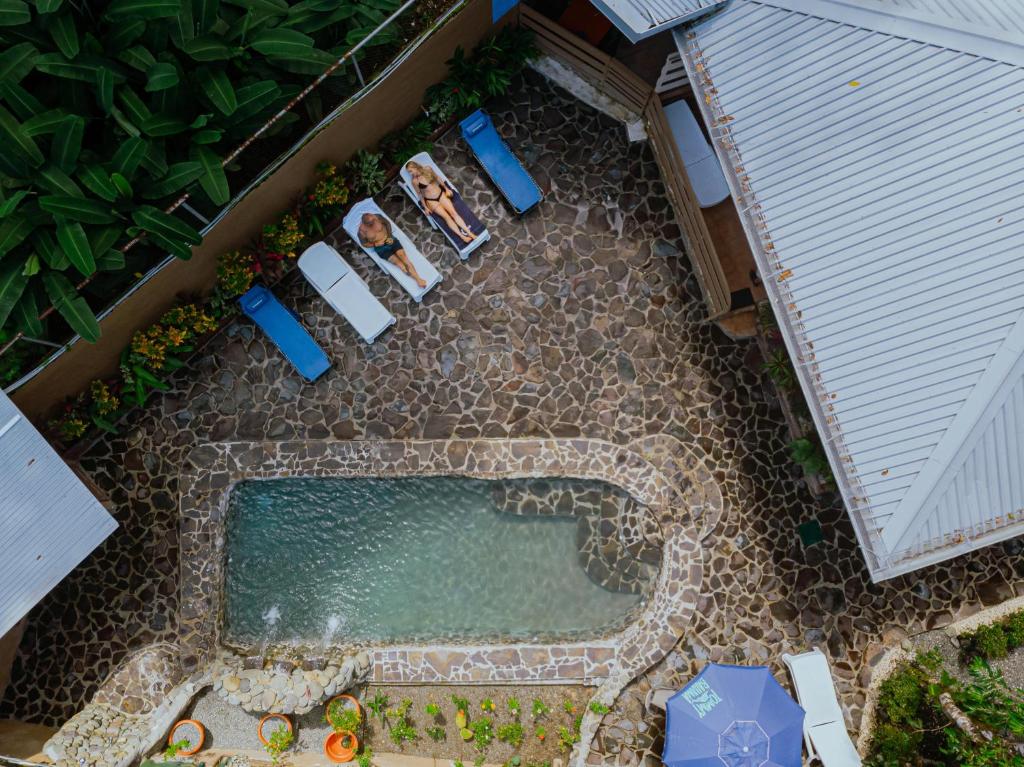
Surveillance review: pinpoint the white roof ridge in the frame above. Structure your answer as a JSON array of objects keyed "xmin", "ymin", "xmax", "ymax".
[
  {"xmin": 880, "ymin": 311, "xmax": 1024, "ymax": 553},
  {"xmin": 750, "ymin": 0, "xmax": 1024, "ymax": 66}
]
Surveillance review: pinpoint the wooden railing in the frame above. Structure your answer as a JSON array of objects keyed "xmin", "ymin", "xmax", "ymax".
[{"xmin": 519, "ymin": 5, "xmax": 731, "ymax": 317}]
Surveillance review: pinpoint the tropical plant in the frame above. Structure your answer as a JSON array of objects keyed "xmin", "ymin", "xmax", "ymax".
[
  {"xmin": 426, "ymin": 725, "xmax": 445, "ymax": 742},
  {"xmin": 0, "ymin": 0, "xmax": 402, "ymax": 344},
  {"xmin": 379, "ymin": 116, "xmax": 434, "ymax": 167},
  {"xmin": 367, "ymin": 690, "xmax": 390, "ymax": 724},
  {"xmin": 325, "ymin": 697, "xmax": 361, "ymax": 733},
  {"xmin": 388, "ymin": 698, "xmax": 417, "ymax": 746},
  {"xmin": 531, "ymin": 698, "xmax": 550, "ymax": 719},
  {"xmin": 762, "ymin": 347, "xmax": 796, "ymax": 390},
  {"xmin": 788, "ymin": 437, "xmax": 831, "ymax": 478},
  {"xmin": 506, "ymin": 697, "xmax": 521, "ymax": 717},
  {"xmin": 345, "ymin": 149, "xmax": 386, "ymax": 197}
]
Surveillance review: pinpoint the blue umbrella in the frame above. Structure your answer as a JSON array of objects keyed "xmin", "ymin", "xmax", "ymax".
[{"xmin": 662, "ymin": 664, "xmax": 805, "ymax": 767}]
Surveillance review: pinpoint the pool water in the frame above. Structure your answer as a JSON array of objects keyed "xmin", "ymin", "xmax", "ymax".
[{"xmin": 223, "ymin": 476, "xmax": 651, "ymax": 646}]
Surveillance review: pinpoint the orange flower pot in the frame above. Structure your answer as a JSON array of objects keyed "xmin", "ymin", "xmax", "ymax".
[
  {"xmin": 327, "ymin": 693, "xmax": 362, "ymax": 720},
  {"xmin": 258, "ymin": 713, "xmax": 293, "ymax": 746},
  {"xmin": 324, "ymin": 730, "xmax": 359, "ymax": 763},
  {"xmin": 168, "ymin": 719, "xmax": 205, "ymax": 755}
]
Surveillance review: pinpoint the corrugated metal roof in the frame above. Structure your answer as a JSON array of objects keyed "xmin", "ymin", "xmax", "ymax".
[
  {"xmin": 0, "ymin": 391, "xmax": 117, "ymax": 636},
  {"xmin": 590, "ymin": 0, "xmax": 726, "ymax": 41},
  {"xmin": 676, "ymin": 0, "xmax": 1024, "ymax": 579},
  {"xmin": 880, "ymin": 0, "xmax": 1024, "ymax": 38}
]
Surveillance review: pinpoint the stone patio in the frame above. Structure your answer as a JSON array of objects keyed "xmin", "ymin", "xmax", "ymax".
[{"xmin": 3, "ymin": 68, "xmax": 1024, "ymax": 767}]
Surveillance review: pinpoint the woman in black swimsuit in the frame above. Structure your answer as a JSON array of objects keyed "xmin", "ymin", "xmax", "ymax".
[
  {"xmin": 357, "ymin": 213, "xmax": 427, "ymax": 288},
  {"xmin": 406, "ymin": 161, "xmax": 476, "ymax": 244}
]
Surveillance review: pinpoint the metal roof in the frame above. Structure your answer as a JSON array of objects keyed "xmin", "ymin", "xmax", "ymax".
[
  {"xmin": 676, "ymin": 0, "xmax": 1024, "ymax": 580},
  {"xmin": 0, "ymin": 391, "xmax": 117, "ymax": 636},
  {"xmin": 879, "ymin": 0, "xmax": 1024, "ymax": 38},
  {"xmin": 589, "ymin": 0, "xmax": 726, "ymax": 42}
]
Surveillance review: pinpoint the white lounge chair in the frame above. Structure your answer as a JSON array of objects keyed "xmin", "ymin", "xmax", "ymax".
[
  {"xmin": 781, "ymin": 649, "xmax": 862, "ymax": 767},
  {"xmin": 342, "ymin": 198, "xmax": 442, "ymax": 303},
  {"xmin": 398, "ymin": 151, "xmax": 490, "ymax": 261},
  {"xmin": 297, "ymin": 242, "xmax": 395, "ymax": 344},
  {"xmin": 663, "ymin": 99, "xmax": 730, "ymax": 208}
]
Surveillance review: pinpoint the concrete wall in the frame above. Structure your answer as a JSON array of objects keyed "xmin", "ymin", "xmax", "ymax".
[{"xmin": 11, "ymin": 0, "xmax": 502, "ymax": 423}]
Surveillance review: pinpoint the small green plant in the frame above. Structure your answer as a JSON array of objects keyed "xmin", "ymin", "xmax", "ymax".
[
  {"xmin": 346, "ymin": 149, "xmax": 387, "ymax": 197},
  {"xmin": 507, "ymin": 696, "xmax": 521, "ymax": 717},
  {"xmin": 367, "ymin": 691, "xmax": 390, "ymax": 725},
  {"xmin": 471, "ymin": 716, "xmax": 494, "ymax": 752},
  {"xmin": 589, "ymin": 701, "xmax": 610, "ymax": 715},
  {"xmin": 264, "ymin": 725, "xmax": 294, "ymax": 766},
  {"xmin": 557, "ymin": 725, "xmax": 579, "ymax": 752},
  {"xmin": 531, "ymin": 698, "xmax": 550, "ymax": 719},
  {"xmin": 1007, "ymin": 612, "xmax": 1024, "ymax": 649},
  {"xmin": 454, "ymin": 761, "xmax": 465, "ymax": 767},
  {"xmin": 388, "ymin": 699, "xmax": 418, "ymax": 747},
  {"xmin": 481, "ymin": 697, "xmax": 496, "ymax": 713},
  {"xmin": 968, "ymin": 623, "xmax": 1011, "ymax": 660},
  {"xmin": 562, "ymin": 699, "xmax": 576, "ymax": 715},
  {"xmin": 426, "ymin": 702, "xmax": 441, "ymax": 718},
  {"xmin": 452, "ymin": 694, "xmax": 470, "ymax": 713},
  {"xmin": 357, "ymin": 748, "xmax": 374, "ymax": 767},
  {"xmin": 534, "ymin": 724, "xmax": 547, "ymax": 742},
  {"xmin": 497, "ymin": 721, "xmax": 524, "ymax": 748},
  {"xmin": 426, "ymin": 725, "xmax": 446, "ymax": 742},
  {"xmin": 762, "ymin": 347, "xmax": 796, "ymax": 390},
  {"xmin": 503, "ymin": 757, "xmax": 522, "ymax": 767},
  {"xmin": 325, "ymin": 697, "xmax": 362, "ymax": 733},
  {"xmin": 789, "ymin": 437, "xmax": 831, "ymax": 478},
  {"xmin": 473, "ymin": 757, "xmax": 485, "ymax": 767},
  {"xmin": 163, "ymin": 738, "xmax": 191, "ymax": 758}
]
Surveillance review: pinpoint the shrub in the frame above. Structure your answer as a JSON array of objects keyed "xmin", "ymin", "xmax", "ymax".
[
  {"xmin": 877, "ymin": 666, "xmax": 925, "ymax": 726},
  {"xmin": 346, "ymin": 149, "xmax": 387, "ymax": 197},
  {"xmin": 968, "ymin": 623, "xmax": 1009, "ymax": 661},
  {"xmin": 866, "ymin": 722, "xmax": 921, "ymax": 767},
  {"xmin": 497, "ymin": 722, "xmax": 523, "ymax": 748},
  {"xmin": 1004, "ymin": 612, "xmax": 1024, "ymax": 650}
]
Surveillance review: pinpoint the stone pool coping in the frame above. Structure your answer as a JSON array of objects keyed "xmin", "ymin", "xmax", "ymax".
[{"xmin": 178, "ymin": 438, "xmax": 716, "ymax": 687}]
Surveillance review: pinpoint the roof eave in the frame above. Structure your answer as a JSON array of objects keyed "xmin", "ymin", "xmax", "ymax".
[{"xmin": 591, "ymin": 0, "xmax": 726, "ymax": 43}]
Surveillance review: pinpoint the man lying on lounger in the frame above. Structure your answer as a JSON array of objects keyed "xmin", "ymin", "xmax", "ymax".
[
  {"xmin": 357, "ymin": 212, "xmax": 427, "ymax": 288},
  {"xmin": 406, "ymin": 161, "xmax": 479, "ymax": 245}
]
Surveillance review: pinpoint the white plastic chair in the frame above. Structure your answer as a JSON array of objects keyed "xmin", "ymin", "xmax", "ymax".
[
  {"xmin": 342, "ymin": 198, "xmax": 442, "ymax": 303},
  {"xmin": 781, "ymin": 649, "xmax": 862, "ymax": 766},
  {"xmin": 297, "ymin": 242, "xmax": 395, "ymax": 344}
]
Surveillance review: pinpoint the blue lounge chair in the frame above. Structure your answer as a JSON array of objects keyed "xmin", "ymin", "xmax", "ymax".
[
  {"xmin": 459, "ymin": 109, "xmax": 543, "ymax": 216},
  {"xmin": 239, "ymin": 285, "xmax": 330, "ymax": 381}
]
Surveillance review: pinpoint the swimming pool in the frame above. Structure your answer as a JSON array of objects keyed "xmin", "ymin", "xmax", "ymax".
[{"xmin": 223, "ymin": 476, "xmax": 655, "ymax": 647}]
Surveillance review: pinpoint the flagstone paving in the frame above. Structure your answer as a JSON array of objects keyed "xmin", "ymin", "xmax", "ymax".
[{"xmin": 3, "ymin": 70, "xmax": 1023, "ymax": 767}]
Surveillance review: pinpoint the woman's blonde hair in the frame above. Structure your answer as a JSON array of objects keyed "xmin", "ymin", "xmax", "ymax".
[{"xmin": 406, "ymin": 160, "xmax": 439, "ymax": 186}]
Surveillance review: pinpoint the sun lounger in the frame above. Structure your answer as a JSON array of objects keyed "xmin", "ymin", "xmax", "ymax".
[
  {"xmin": 459, "ymin": 109, "xmax": 543, "ymax": 216},
  {"xmin": 662, "ymin": 99, "xmax": 730, "ymax": 208},
  {"xmin": 398, "ymin": 151, "xmax": 490, "ymax": 260},
  {"xmin": 298, "ymin": 242, "xmax": 396, "ymax": 344},
  {"xmin": 782, "ymin": 649, "xmax": 862, "ymax": 767},
  {"xmin": 239, "ymin": 284, "xmax": 330, "ymax": 381},
  {"xmin": 342, "ymin": 198, "xmax": 442, "ymax": 303}
]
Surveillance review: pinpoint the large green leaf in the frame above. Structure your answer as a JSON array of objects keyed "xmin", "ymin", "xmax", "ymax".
[
  {"xmin": 118, "ymin": 86, "xmax": 152, "ymax": 125},
  {"xmin": 145, "ymin": 61, "xmax": 179, "ymax": 91},
  {"xmin": 35, "ymin": 53, "xmax": 104, "ymax": 82},
  {"xmin": 35, "ymin": 0, "xmax": 63, "ymax": 12},
  {"xmin": 33, "ymin": 229, "xmax": 68, "ymax": 269},
  {"xmin": 39, "ymin": 195, "xmax": 117, "ymax": 224},
  {"xmin": 248, "ymin": 28, "xmax": 314, "ymax": 58},
  {"xmin": 0, "ymin": 105, "xmax": 44, "ymax": 165},
  {"xmin": 55, "ymin": 220, "xmax": 95, "ymax": 276},
  {"xmin": 96, "ymin": 67, "xmax": 114, "ymax": 113},
  {"xmin": 13, "ymin": 286, "xmax": 42, "ymax": 337},
  {"xmin": 223, "ymin": 0, "xmax": 287, "ymax": 14},
  {"xmin": 104, "ymin": 19, "xmax": 146, "ymax": 50},
  {"xmin": 0, "ymin": 215, "xmax": 34, "ymax": 255},
  {"xmin": 86, "ymin": 224, "xmax": 122, "ymax": 254},
  {"xmin": 42, "ymin": 271, "xmax": 100, "ymax": 342},
  {"xmin": 0, "ymin": 259, "xmax": 28, "ymax": 328},
  {"xmin": 47, "ymin": 10, "xmax": 79, "ymax": 58},
  {"xmin": 78, "ymin": 165, "xmax": 118, "ymax": 201},
  {"xmin": 141, "ymin": 113, "xmax": 189, "ymax": 136},
  {"xmin": 231, "ymin": 79, "xmax": 280, "ymax": 121},
  {"xmin": 38, "ymin": 164, "xmax": 82, "ymax": 196},
  {"xmin": 145, "ymin": 229, "xmax": 192, "ymax": 260},
  {"xmin": 110, "ymin": 172, "xmax": 133, "ymax": 199},
  {"xmin": 0, "ymin": 42, "xmax": 37, "ymax": 83},
  {"xmin": 133, "ymin": 205, "xmax": 202, "ymax": 245},
  {"xmin": 169, "ymin": 0, "xmax": 193, "ymax": 43},
  {"xmin": 141, "ymin": 160, "xmax": 202, "ymax": 198},
  {"xmin": 0, "ymin": 190, "xmax": 29, "ymax": 218},
  {"xmin": 192, "ymin": 0, "xmax": 218, "ymax": 32},
  {"xmin": 196, "ymin": 67, "xmax": 236, "ymax": 115},
  {"xmin": 139, "ymin": 139, "xmax": 168, "ymax": 176},
  {"xmin": 0, "ymin": 0, "xmax": 31, "ymax": 26},
  {"xmin": 51, "ymin": 114, "xmax": 84, "ymax": 171},
  {"xmin": 118, "ymin": 44, "xmax": 156, "ymax": 72},
  {"xmin": 21, "ymin": 252, "xmax": 40, "ymax": 276},
  {"xmin": 22, "ymin": 108, "xmax": 69, "ymax": 136},
  {"xmin": 191, "ymin": 144, "xmax": 228, "ymax": 205},
  {"xmin": 96, "ymin": 249, "xmax": 125, "ymax": 271},
  {"xmin": 179, "ymin": 35, "xmax": 237, "ymax": 61},
  {"xmin": 0, "ymin": 82, "xmax": 45, "ymax": 120},
  {"xmin": 105, "ymin": 0, "xmax": 181, "ymax": 21}
]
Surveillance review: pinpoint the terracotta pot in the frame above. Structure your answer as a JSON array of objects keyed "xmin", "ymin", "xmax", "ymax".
[
  {"xmin": 168, "ymin": 719, "xmax": 206, "ymax": 756},
  {"xmin": 324, "ymin": 730, "xmax": 359, "ymax": 763},
  {"xmin": 258, "ymin": 712, "xmax": 293, "ymax": 746},
  {"xmin": 326, "ymin": 693, "xmax": 362, "ymax": 725}
]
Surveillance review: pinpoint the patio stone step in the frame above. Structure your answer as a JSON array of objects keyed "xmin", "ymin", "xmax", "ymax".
[{"xmin": 575, "ymin": 502, "xmax": 657, "ymax": 595}]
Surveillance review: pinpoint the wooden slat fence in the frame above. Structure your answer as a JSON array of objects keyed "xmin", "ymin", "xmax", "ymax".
[{"xmin": 520, "ymin": 5, "xmax": 731, "ymax": 317}]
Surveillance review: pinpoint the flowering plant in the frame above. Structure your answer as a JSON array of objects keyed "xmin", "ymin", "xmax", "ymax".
[{"xmin": 298, "ymin": 163, "xmax": 350, "ymax": 236}]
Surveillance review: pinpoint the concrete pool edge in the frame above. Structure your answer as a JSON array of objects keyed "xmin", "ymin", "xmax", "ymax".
[{"xmin": 177, "ymin": 437, "xmax": 718, "ymax": 688}]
